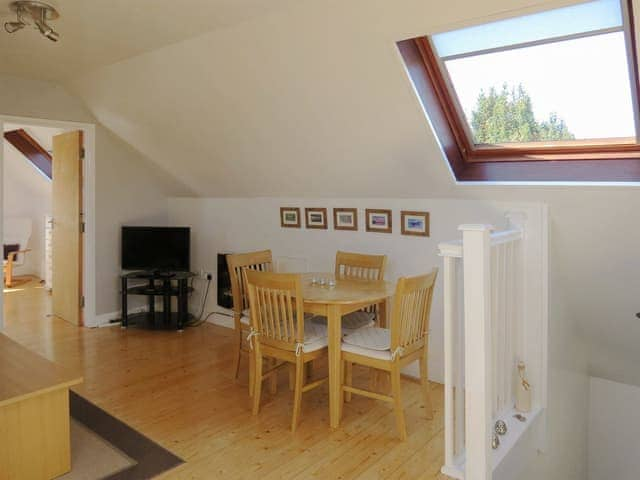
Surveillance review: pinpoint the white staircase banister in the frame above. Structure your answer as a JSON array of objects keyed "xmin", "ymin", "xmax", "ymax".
[{"xmin": 460, "ymin": 224, "xmax": 493, "ymax": 480}]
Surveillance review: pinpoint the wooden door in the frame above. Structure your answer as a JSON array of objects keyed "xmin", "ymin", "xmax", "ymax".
[{"xmin": 52, "ymin": 131, "xmax": 83, "ymax": 326}]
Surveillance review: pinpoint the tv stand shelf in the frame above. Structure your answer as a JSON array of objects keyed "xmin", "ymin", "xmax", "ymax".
[{"xmin": 121, "ymin": 271, "xmax": 196, "ymax": 331}]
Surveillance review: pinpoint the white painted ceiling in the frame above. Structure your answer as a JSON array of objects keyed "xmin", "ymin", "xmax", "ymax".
[{"xmin": 0, "ymin": 0, "xmax": 296, "ymax": 81}]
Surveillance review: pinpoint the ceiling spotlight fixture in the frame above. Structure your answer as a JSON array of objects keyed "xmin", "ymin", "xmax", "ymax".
[
  {"xmin": 3, "ymin": 1, "xmax": 59, "ymax": 42},
  {"xmin": 4, "ymin": 21, "xmax": 25, "ymax": 33}
]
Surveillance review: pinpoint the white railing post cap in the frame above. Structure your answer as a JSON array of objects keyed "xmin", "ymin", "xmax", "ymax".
[{"xmin": 458, "ymin": 224, "xmax": 495, "ymax": 232}]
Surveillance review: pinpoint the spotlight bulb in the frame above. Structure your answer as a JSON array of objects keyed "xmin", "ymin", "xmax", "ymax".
[
  {"xmin": 35, "ymin": 20, "xmax": 58, "ymax": 41},
  {"xmin": 4, "ymin": 21, "xmax": 25, "ymax": 34}
]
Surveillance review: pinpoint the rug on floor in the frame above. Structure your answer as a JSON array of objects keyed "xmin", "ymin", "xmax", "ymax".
[{"xmin": 64, "ymin": 391, "xmax": 184, "ymax": 480}]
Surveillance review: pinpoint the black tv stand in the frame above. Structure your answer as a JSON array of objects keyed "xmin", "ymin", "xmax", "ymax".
[
  {"xmin": 120, "ymin": 270, "xmax": 196, "ymax": 331},
  {"xmin": 151, "ymin": 270, "xmax": 176, "ymax": 278}
]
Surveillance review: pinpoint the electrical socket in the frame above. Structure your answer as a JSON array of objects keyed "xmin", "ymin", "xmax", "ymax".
[{"xmin": 199, "ymin": 269, "xmax": 213, "ymax": 280}]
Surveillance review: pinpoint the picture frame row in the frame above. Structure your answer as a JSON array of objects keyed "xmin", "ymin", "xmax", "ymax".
[{"xmin": 280, "ymin": 207, "xmax": 429, "ymax": 237}]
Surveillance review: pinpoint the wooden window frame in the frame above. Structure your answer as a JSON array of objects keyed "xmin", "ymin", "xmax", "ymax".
[{"xmin": 397, "ymin": 0, "xmax": 640, "ymax": 182}]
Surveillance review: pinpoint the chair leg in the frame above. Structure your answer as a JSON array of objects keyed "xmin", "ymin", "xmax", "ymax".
[
  {"xmin": 5, "ymin": 263, "xmax": 12, "ymax": 288},
  {"xmin": 390, "ymin": 364, "xmax": 407, "ymax": 441},
  {"xmin": 269, "ymin": 358, "xmax": 278, "ymax": 395},
  {"xmin": 248, "ymin": 348, "xmax": 255, "ymax": 397},
  {"xmin": 369, "ymin": 367, "xmax": 379, "ymax": 392},
  {"xmin": 345, "ymin": 362, "xmax": 353, "ymax": 403},
  {"xmin": 232, "ymin": 329, "xmax": 242, "ymax": 380},
  {"xmin": 291, "ymin": 357, "xmax": 304, "ymax": 432},
  {"xmin": 252, "ymin": 350, "xmax": 263, "ymax": 415},
  {"xmin": 289, "ymin": 364, "xmax": 295, "ymax": 391},
  {"xmin": 420, "ymin": 350, "xmax": 434, "ymax": 420}
]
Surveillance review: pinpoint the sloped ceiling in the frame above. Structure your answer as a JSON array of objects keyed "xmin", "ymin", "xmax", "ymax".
[
  {"xmin": 1, "ymin": 0, "xmax": 639, "ymax": 385},
  {"xmin": 0, "ymin": 0, "xmax": 297, "ymax": 81}
]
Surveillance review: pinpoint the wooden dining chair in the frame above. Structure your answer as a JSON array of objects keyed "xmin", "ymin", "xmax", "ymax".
[
  {"xmin": 336, "ymin": 251, "xmax": 387, "ymax": 330},
  {"xmin": 340, "ymin": 269, "xmax": 438, "ymax": 440},
  {"xmin": 226, "ymin": 250, "xmax": 273, "ymax": 395},
  {"xmin": 313, "ymin": 251, "xmax": 388, "ymax": 333},
  {"xmin": 245, "ymin": 270, "xmax": 328, "ymax": 432}
]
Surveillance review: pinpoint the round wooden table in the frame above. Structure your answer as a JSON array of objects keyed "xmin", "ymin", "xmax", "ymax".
[{"xmin": 300, "ymin": 273, "xmax": 395, "ymax": 428}]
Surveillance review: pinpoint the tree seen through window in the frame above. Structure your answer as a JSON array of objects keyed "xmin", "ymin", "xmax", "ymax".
[{"xmin": 470, "ymin": 84, "xmax": 574, "ymax": 144}]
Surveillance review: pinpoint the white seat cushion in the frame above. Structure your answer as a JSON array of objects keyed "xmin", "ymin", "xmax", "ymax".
[
  {"xmin": 304, "ymin": 318, "xmax": 327, "ymax": 343},
  {"xmin": 343, "ymin": 327, "xmax": 391, "ymax": 350},
  {"xmin": 311, "ymin": 311, "xmax": 375, "ymax": 332},
  {"xmin": 302, "ymin": 336, "xmax": 329, "ymax": 353},
  {"xmin": 342, "ymin": 326, "xmax": 393, "ymax": 360},
  {"xmin": 342, "ymin": 311, "xmax": 375, "ymax": 331},
  {"xmin": 341, "ymin": 342, "xmax": 392, "ymax": 360}
]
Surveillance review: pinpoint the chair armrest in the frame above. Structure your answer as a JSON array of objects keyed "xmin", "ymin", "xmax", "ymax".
[{"xmin": 6, "ymin": 249, "xmax": 31, "ymax": 263}]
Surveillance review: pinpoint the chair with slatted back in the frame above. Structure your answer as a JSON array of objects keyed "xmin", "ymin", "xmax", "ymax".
[
  {"xmin": 313, "ymin": 251, "xmax": 387, "ymax": 333},
  {"xmin": 245, "ymin": 270, "xmax": 328, "ymax": 432},
  {"xmin": 340, "ymin": 269, "xmax": 438, "ymax": 440},
  {"xmin": 226, "ymin": 250, "xmax": 273, "ymax": 395},
  {"xmin": 336, "ymin": 251, "xmax": 387, "ymax": 329}
]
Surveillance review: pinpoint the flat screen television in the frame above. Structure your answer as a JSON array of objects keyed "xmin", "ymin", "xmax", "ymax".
[{"xmin": 121, "ymin": 226, "xmax": 190, "ymax": 272}]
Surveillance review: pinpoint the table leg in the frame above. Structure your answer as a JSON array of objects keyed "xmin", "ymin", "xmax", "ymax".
[
  {"xmin": 177, "ymin": 279, "xmax": 186, "ymax": 331},
  {"xmin": 148, "ymin": 278, "xmax": 155, "ymax": 318},
  {"xmin": 378, "ymin": 299, "xmax": 388, "ymax": 328},
  {"xmin": 163, "ymin": 279, "xmax": 171, "ymax": 324},
  {"xmin": 121, "ymin": 277, "xmax": 128, "ymax": 329},
  {"xmin": 327, "ymin": 304, "xmax": 342, "ymax": 429}
]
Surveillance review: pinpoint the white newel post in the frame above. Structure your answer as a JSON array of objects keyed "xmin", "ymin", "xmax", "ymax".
[
  {"xmin": 443, "ymin": 254, "xmax": 456, "ymax": 468},
  {"xmin": 460, "ymin": 224, "xmax": 493, "ymax": 480}
]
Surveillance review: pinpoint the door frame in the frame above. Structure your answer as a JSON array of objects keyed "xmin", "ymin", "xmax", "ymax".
[{"xmin": 0, "ymin": 114, "xmax": 96, "ymax": 328}]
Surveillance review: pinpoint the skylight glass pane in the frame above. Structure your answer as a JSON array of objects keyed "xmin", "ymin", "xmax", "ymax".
[
  {"xmin": 444, "ymin": 31, "xmax": 635, "ymax": 144},
  {"xmin": 432, "ymin": 0, "xmax": 622, "ymax": 59}
]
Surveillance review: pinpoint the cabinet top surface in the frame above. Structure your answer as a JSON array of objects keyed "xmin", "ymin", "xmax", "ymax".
[{"xmin": 0, "ymin": 334, "xmax": 82, "ymax": 407}]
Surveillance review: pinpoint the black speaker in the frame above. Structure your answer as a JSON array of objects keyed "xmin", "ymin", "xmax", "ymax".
[{"xmin": 217, "ymin": 253, "xmax": 233, "ymax": 309}]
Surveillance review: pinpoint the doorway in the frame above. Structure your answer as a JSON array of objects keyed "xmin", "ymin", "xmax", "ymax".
[{"xmin": 0, "ymin": 115, "xmax": 96, "ymax": 330}]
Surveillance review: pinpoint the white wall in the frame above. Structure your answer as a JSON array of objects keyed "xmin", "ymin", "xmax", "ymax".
[
  {"xmin": 0, "ymin": 74, "xmax": 193, "ymax": 321},
  {"xmin": 65, "ymin": 0, "xmax": 640, "ymax": 387},
  {"xmin": 167, "ymin": 196, "xmax": 523, "ymax": 382},
  {"xmin": 588, "ymin": 377, "xmax": 640, "ymax": 480},
  {"xmin": 2, "ymin": 140, "xmax": 52, "ymax": 278}
]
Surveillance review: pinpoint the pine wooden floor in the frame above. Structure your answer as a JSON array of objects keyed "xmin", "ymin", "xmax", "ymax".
[{"xmin": 2, "ymin": 279, "xmax": 448, "ymax": 479}]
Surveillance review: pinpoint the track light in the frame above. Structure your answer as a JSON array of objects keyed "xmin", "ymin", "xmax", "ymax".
[
  {"xmin": 35, "ymin": 19, "xmax": 58, "ymax": 42},
  {"xmin": 4, "ymin": 21, "xmax": 25, "ymax": 33},
  {"xmin": 3, "ymin": 1, "xmax": 59, "ymax": 42}
]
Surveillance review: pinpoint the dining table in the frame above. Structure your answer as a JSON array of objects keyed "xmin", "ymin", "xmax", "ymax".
[{"xmin": 300, "ymin": 272, "xmax": 396, "ymax": 429}]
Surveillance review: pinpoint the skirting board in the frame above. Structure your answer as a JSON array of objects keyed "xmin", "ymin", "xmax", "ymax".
[
  {"xmin": 95, "ymin": 307, "xmax": 147, "ymax": 327},
  {"xmin": 207, "ymin": 311, "xmax": 234, "ymax": 329}
]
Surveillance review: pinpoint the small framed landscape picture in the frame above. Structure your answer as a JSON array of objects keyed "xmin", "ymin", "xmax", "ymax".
[
  {"xmin": 401, "ymin": 211, "xmax": 429, "ymax": 237},
  {"xmin": 305, "ymin": 208, "xmax": 328, "ymax": 229},
  {"xmin": 333, "ymin": 208, "xmax": 358, "ymax": 231},
  {"xmin": 280, "ymin": 207, "xmax": 301, "ymax": 228},
  {"xmin": 365, "ymin": 209, "xmax": 392, "ymax": 234}
]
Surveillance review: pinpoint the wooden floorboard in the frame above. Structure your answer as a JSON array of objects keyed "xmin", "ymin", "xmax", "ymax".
[{"xmin": 2, "ymin": 279, "xmax": 447, "ymax": 479}]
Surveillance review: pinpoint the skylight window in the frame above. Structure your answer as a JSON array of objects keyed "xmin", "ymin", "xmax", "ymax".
[
  {"xmin": 397, "ymin": 0, "xmax": 640, "ymax": 182},
  {"xmin": 430, "ymin": 0, "xmax": 638, "ymax": 147}
]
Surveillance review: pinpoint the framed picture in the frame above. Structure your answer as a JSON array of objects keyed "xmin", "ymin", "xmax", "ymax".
[
  {"xmin": 333, "ymin": 208, "xmax": 358, "ymax": 231},
  {"xmin": 365, "ymin": 209, "xmax": 392, "ymax": 234},
  {"xmin": 280, "ymin": 207, "xmax": 301, "ymax": 228},
  {"xmin": 401, "ymin": 211, "xmax": 430, "ymax": 237},
  {"xmin": 305, "ymin": 208, "xmax": 328, "ymax": 229}
]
